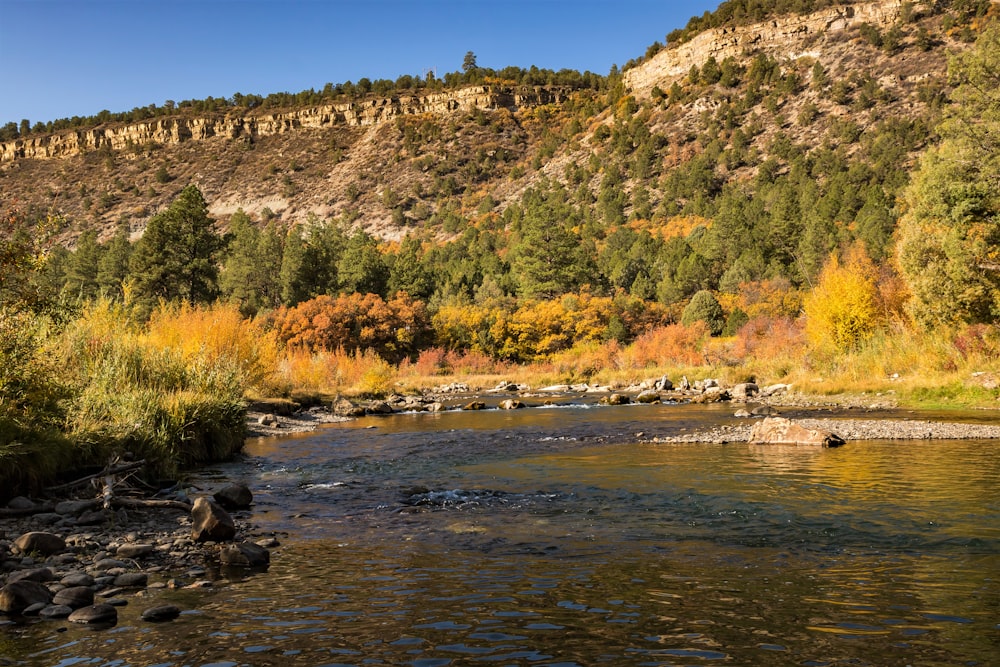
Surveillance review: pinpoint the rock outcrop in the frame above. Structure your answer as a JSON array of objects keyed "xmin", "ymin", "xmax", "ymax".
[
  {"xmin": 624, "ymin": 0, "xmax": 906, "ymax": 95},
  {"xmin": 0, "ymin": 85, "xmax": 567, "ymax": 163}
]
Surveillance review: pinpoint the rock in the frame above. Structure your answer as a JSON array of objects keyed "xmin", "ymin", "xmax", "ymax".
[
  {"xmin": 257, "ymin": 413, "xmax": 278, "ymax": 427},
  {"xmin": 6, "ymin": 496, "xmax": 36, "ymax": 511},
  {"xmin": 691, "ymin": 387, "xmax": 731, "ymax": 403},
  {"xmin": 219, "ymin": 542, "xmax": 270, "ymax": 568},
  {"xmin": 190, "ymin": 497, "xmax": 236, "ymax": 543},
  {"xmin": 7, "ymin": 567, "xmax": 54, "ymax": 584},
  {"xmin": 0, "ymin": 580, "xmax": 53, "ymax": 613},
  {"xmin": 68, "ymin": 603, "xmax": 117, "ymax": 625},
  {"xmin": 141, "ymin": 604, "xmax": 181, "ymax": 622},
  {"xmin": 751, "ymin": 405, "xmax": 779, "ymax": 417},
  {"xmin": 748, "ymin": 417, "xmax": 845, "ymax": 447},
  {"xmin": 76, "ymin": 509, "xmax": 106, "ymax": 526},
  {"xmin": 366, "ymin": 400, "xmax": 394, "ymax": 415},
  {"xmin": 760, "ymin": 383, "xmax": 791, "ymax": 397},
  {"xmin": 636, "ymin": 390, "xmax": 661, "ymax": 404},
  {"xmin": 678, "ymin": 376, "xmax": 691, "ymax": 391},
  {"xmin": 539, "ymin": 384, "xmax": 571, "ymax": 392},
  {"xmin": 731, "ymin": 382, "xmax": 759, "ymax": 402},
  {"xmin": 60, "ymin": 573, "xmax": 95, "ymax": 587},
  {"xmin": 213, "ymin": 483, "xmax": 253, "ymax": 510},
  {"xmin": 498, "ymin": 399, "xmax": 525, "ymax": 410},
  {"xmin": 654, "ymin": 375, "xmax": 674, "ymax": 391},
  {"xmin": 39, "ymin": 604, "xmax": 73, "ymax": 619},
  {"xmin": 13, "ymin": 532, "xmax": 65, "ymax": 556},
  {"xmin": 602, "ymin": 393, "xmax": 630, "ymax": 405},
  {"xmin": 426, "ymin": 402, "xmax": 444, "ymax": 412},
  {"xmin": 113, "ymin": 572, "xmax": 148, "ymax": 588},
  {"xmin": 734, "ymin": 409, "xmax": 752, "ymax": 418},
  {"xmin": 332, "ymin": 397, "xmax": 366, "ymax": 418},
  {"xmin": 493, "ymin": 381, "xmax": 520, "ymax": 392},
  {"xmin": 52, "ymin": 586, "xmax": 95, "ymax": 609},
  {"xmin": 116, "ymin": 543, "xmax": 155, "ymax": 559},
  {"xmin": 462, "ymin": 401, "xmax": 486, "ymax": 410},
  {"xmin": 55, "ymin": 499, "xmax": 97, "ymax": 516}
]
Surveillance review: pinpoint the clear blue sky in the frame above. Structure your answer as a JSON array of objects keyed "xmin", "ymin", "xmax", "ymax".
[{"xmin": 0, "ymin": 0, "xmax": 721, "ymax": 127}]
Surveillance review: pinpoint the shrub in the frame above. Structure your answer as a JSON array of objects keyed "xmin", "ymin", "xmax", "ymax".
[{"xmin": 803, "ymin": 246, "xmax": 885, "ymax": 351}]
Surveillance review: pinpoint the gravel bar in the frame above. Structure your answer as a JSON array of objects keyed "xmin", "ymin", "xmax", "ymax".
[{"xmin": 651, "ymin": 418, "xmax": 1000, "ymax": 444}]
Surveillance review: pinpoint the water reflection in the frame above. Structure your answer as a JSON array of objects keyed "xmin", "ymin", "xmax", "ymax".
[{"xmin": 5, "ymin": 404, "xmax": 999, "ymax": 666}]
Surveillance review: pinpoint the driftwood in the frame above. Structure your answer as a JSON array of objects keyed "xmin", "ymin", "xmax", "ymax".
[
  {"xmin": 45, "ymin": 460, "xmax": 147, "ymax": 494},
  {"xmin": 112, "ymin": 497, "xmax": 191, "ymax": 511}
]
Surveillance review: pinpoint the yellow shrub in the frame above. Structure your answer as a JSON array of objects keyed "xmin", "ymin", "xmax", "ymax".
[{"xmin": 804, "ymin": 246, "xmax": 884, "ymax": 352}]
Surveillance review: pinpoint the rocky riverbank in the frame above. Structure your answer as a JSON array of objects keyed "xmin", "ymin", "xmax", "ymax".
[{"xmin": 0, "ymin": 482, "xmax": 278, "ymax": 627}]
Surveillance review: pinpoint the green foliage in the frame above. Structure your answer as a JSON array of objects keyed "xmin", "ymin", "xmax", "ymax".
[
  {"xmin": 897, "ymin": 23, "xmax": 1000, "ymax": 327},
  {"xmin": 681, "ymin": 290, "xmax": 725, "ymax": 336},
  {"xmin": 128, "ymin": 185, "xmax": 222, "ymax": 315},
  {"xmin": 220, "ymin": 211, "xmax": 284, "ymax": 316}
]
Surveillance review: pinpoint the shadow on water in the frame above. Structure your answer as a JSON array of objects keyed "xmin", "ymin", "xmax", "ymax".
[{"xmin": 7, "ymin": 402, "xmax": 1000, "ymax": 666}]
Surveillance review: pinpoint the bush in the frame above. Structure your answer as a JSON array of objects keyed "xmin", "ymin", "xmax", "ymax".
[{"xmin": 803, "ymin": 246, "xmax": 885, "ymax": 351}]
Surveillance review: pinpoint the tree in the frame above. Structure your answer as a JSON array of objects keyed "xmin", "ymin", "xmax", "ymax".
[
  {"xmin": 62, "ymin": 230, "xmax": 103, "ymax": 301},
  {"xmin": 463, "ymin": 51, "xmax": 478, "ymax": 73},
  {"xmin": 337, "ymin": 230, "xmax": 389, "ymax": 296},
  {"xmin": 97, "ymin": 222, "xmax": 133, "ymax": 300},
  {"xmin": 219, "ymin": 211, "xmax": 284, "ymax": 316},
  {"xmin": 804, "ymin": 245, "xmax": 883, "ymax": 351},
  {"xmin": 896, "ymin": 23, "xmax": 1000, "ymax": 327},
  {"xmin": 681, "ymin": 290, "xmax": 725, "ymax": 336},
  {"xmin": 128, "ymin": 185, "xmax": 222, "ymax": 314}
]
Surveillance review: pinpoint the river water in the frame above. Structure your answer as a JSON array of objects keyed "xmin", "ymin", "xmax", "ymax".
[{"xmin": 14, "ymin": 403, "xmax": 1000, "ymax": 666}]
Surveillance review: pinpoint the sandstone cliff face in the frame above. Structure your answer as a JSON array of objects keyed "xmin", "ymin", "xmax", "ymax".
[
  {"xmin": 623, "ymin": 0, "xmax": 905, "ymax": 95},
  {"xmin": 0, "ymin": 86, "xmax": 566, "ymax": 163}
]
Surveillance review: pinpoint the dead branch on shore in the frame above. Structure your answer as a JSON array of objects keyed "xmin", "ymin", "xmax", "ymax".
[{"xmin": 45, "ymin": 460, "xmax": 147, "ymax": 494}]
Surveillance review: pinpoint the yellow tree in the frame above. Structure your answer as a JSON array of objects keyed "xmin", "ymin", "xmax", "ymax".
[{"xmin": 804, "ymin": 245, "xmax": 884, "ymax": 351}]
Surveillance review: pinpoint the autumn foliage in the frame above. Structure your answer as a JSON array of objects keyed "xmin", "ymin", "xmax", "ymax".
[{"xmin": 269, "ymin": 293, "xmax": 431, "ymax": 363}]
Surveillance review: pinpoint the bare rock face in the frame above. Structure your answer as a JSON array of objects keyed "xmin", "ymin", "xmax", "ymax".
[
  {"xmin": 213, "ymin": 483, "xmax": 253, "ymax": 510},
  {"xmin": 0, "ymin": 580, "xmax": 53, "ymax": 613},
  {"xmin": 13, "ymin": 531, "xmax": 66, "ymax": 556},
  {"xmin": 190, "ymin": 497, "xmax": 236, "ymax": 543},
  {"xmin": 749, "ymin": 417, "xmax": 845, "ymax": 447}
]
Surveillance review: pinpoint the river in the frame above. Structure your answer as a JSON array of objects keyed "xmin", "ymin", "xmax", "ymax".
[{"xmin": 15, "ymin": 403, "xmax": 1000, "ymax": 666}]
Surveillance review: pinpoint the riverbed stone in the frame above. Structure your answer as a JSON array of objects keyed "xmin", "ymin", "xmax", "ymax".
[
  {"xmin": 68, "ymin": 603, "xmax": 117, "ymax": 625},
  {"xmin": 462, "ymin": 401, "xmax": 486, "ymax": 410},
  {"xmin": 55, "ymin": 500, "xmax": 96, "ymax": 516},
  {"xmin": 603, "ymin": 393, "xmax": 630, "ymax": 405},
  {"xmin": 749, "ymin": 417, "xmax": 845, "ymax": 447},
  {"xmin": 636, "ymin": 390, "xmax": 661, "ymax": 404},
  {"xmin": 731, "ymin": 382, "xmax": 759, "ymax": 402},
  {"xmin": 116, "ymin": 543, "xmax": 155, "ymax": 559},
  {"xmin": 220, "ymin": 542, "xmax": 270, "ymax": 567},
  {"xmin": 39, "ymin": 604, "xmax": 73, "ymax": 619},
  {"xmin": 6, "ymin": 497, "xmax": 36, "ymax": 511},
  {"xmin": 213, "ymin": 483, "xmax": 253, "ymax": 510},
  {"xmin": 141, "ymin": 604, "xmax": 181, "ymax": 622},
  {"xmin": 60, "ymin": 572, "xmax": 95, "ymax": 587},
  {"xmin": 499, "ymin": 399, "xmax": 525, "ymax": 410},
  {"xmin": 76, "ymin": 509, "xmax": 107, "ymax": 526},
  {"xmin": 367, "ymin": 401, "xmax": 394, "ymax": 415},
  {"xmin": 8, "ymin": 567, "xmax": 54, "ymax": 584},
  {"xmin": 114, "ymin": 572, "xmax": 148, "ymax": 588},
  {"xmin": 190, "ymin": 497, "xmax": 236, "ymax": 543},
  {"xmin": 332, "ymin": 397, "xmax": 366, "ymax": 417},
  {"xmin": 13, "ymin": 532, "xmax": 65, "ymax": 556},
  {"xmin": 52, "ymin": 586, "xmax": 95, "ymax": 609},
  {"xmin": 0, "ymin": 580, "xmax": 53, "ymax": 613}
]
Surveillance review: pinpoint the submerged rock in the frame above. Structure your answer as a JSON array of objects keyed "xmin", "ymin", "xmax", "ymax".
[
  {"xmin": 219, "ymin": 542, "xmax": 270, "ymax": 567},
  {"xmin": 142, "ymin": 604, "xmax": 181, "ymax": 622}
]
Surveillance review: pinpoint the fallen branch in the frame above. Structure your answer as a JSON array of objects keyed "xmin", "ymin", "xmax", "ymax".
[{"xmin": 45, "ymin": 460, "xmax": 147, "ymax": 494}]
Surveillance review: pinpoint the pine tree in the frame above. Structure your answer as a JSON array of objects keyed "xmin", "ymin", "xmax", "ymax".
[
  {"xmin": 128, "ymin": 185, "xmax": 221, "ymax": 314},
  {"xmin": 96, "ymin": 222, "xmax": 133, "ymax": 300}
]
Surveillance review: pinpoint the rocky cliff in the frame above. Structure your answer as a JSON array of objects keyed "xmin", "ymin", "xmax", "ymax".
[
  {"xmin": 0, "ymin": 85, "xmax": 567, "ymax": 163},
  {"xmin": 624, "ymin": 0, "xmax": 906, "ymax": 95}
]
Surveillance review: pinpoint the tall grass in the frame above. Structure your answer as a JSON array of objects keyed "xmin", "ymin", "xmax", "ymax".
[{"xmin": 52, "ymin": 300, "xmax": 259, "ymax": 479}]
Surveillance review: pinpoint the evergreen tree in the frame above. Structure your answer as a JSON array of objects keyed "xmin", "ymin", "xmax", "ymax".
[
  {"xmin": 337, "ymin": 230, "xmax": 389, "ymax": 296},
  {"xmin": 388, "ymin": 235, "xmax": 434, "ymax": 299},
  {"xmin": 128, "ymin": 184, "xmax": 222, "ymax": 314},
  {"xmin": 96, "ymin": 222, "xmax": 133, "ymax": 300},
  {"xmin": 279, "ymin": 225, "xmax": 310, "ymax": 306},
  {"xmin": 220, "ymin": 210, "xmax": 284, "ymax": 316},
  {"xmin": 62, "ymin": 230, "xmax": 103, "ymax": 302}
]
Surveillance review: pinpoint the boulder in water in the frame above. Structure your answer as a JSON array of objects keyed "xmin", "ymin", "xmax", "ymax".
[{"xmin": 749, "ymin": 417, "xmax": 845, "ymax": 447}]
